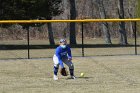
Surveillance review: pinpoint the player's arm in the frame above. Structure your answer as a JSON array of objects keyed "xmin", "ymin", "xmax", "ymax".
[
  {"xmin": 56, "ymin": 48, "xmax": 64, "ymax": 68},
  {"xmin": 67, "ymin": 46, "xmax": 72, "ymax": 60}
]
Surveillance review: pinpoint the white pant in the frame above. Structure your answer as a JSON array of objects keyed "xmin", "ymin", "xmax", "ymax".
[{"xmin": 53, "ymin": 55, "xmax": 74, "ymax": 69}]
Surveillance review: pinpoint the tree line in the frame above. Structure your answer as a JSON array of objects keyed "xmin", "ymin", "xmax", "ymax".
[{"xmin": 0, "ymin": 0, "xmax": 139, "ymax": 45}]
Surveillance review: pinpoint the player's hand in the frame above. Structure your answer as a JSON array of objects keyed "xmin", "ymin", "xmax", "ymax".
[{"xmin": 68, "ymin": 58, "xmax": 72, "ymax": 61}]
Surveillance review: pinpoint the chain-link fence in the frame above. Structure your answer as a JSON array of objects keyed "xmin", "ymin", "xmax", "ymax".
[{"xmin": 0, "ymin": 19, "xmax": 140, "ymax": 59}]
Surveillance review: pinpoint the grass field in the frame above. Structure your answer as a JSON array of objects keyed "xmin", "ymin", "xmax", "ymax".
[
  {"xmin": 0, "ymin": 47, "xmax": 140, "ymax": 59},
  {"xmin": 0, "ymin": 55, "xmax": 140, "ymax": 93},
  {"xmin": 0, "ymin": 38, "xmax": 140, "ymax": 93}
]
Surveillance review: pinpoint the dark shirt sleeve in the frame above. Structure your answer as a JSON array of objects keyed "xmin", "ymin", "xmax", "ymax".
[{"xmin": 67, "ymin": 46, "xmax": 72, "ymax": 59}]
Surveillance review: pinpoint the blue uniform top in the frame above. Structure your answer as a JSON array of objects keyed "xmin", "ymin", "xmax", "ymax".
[{"xmin": 55, "ymin": 45, "xmax": 72, "ymax": 68}]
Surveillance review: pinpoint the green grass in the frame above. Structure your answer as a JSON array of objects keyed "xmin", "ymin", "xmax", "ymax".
[{"xmin": 0, "ymin": 56, "xmax": 140, "ymax": 93}]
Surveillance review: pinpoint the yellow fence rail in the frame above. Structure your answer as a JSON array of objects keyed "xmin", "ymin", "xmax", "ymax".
[{"xmin": 0, "ymin": 19, "xmax": 140, "ymax": 23}]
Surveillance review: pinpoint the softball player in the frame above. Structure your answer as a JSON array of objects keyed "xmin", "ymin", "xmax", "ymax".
[{"xmin": 53, "ymin": 39, "xmax": 76, "ymax": 80}]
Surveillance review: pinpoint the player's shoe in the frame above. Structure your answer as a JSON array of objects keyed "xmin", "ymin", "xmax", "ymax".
[
  {"xmin": 53, "ymin": 75, "xmax": 58, "ymax": 80},
  {"xmin": 71, "ymin": 75, "xmax": 76, "ymax": 79}
]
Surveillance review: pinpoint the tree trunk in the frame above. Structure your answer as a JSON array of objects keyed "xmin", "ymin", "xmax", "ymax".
[
  {"xmin": 47, "ymin": 22, "xmax": 55, "ymax": 45},
  {"xmin": 69, "ymin": 0, "xmax": 77, "ymax": 44},
  {"xmin": 128, "ymin": 0, "xmax": 135, "ymax": 38},
  {"xmin": 118, "ymin": 0, "xmax": 128, "ymax": 45},
  {"xmin": 102, "ymin": 23, "xmax": 112, "ymax": 44},
  {"xmin": 128, "ymin": 10, "xmax": 135, "ymax": 38},
  {"xmin": 136, "ymin": 0, "xmax": 140, "ymax": 35},
  {"xmin": 97, "ymin": 0, "xmax": 112, "ymax": 44}
]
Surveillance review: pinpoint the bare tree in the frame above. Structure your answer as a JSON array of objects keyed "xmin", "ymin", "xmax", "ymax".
[
  {"xmin": 96, "ymin": 0, "xmax": 112, "ymax": 44},
  {"xmin": 69, "ymin": 0, "xmax": 77, "ymax": 44},
  {"xmin": 45, "ymin": 17, "xmax": 55, "ymax": 45},
  {"xmin": 47, "ymin": 22, "xmax": 55, "ymax": 45},
  {"xmin": 127, "ymin": 0, "xmax": 136, "ymax": 38},
  {"xmin": 117, "ymin": 0, "xmax": 128, "ymax": 45}
]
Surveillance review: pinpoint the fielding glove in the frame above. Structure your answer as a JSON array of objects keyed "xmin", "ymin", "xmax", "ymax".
[{"xmin": 60, "ymin": 67, "xmax": 68, "ymax": 76}]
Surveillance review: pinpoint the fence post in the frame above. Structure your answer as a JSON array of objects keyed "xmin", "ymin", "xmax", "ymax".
[
  {"xmin": 27, "ymin": 27, "xmax": 30, "ymax": 59},
  {"xmin": 134, "ymin": 21, "xmax": 137, "ymax": 55},
  {"xmin": 81, "ymin": 22, "xmax": 84, "ymax": 57}
]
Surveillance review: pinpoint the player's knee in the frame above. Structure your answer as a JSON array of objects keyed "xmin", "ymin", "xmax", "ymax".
[
  {"xmin": 69, "ymin": 63, "xmax": 74, "ymax": 69},
  {"xmin": 54, "ymin": 64, "xmax": 59, "ymax": 68}
]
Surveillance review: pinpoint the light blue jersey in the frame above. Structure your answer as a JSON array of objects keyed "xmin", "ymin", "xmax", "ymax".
[{"xmin": 55, "ymin": 45, "xmax": 72, "ymax": 68}]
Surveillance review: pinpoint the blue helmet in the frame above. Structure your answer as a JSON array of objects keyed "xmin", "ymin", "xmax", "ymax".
[{"xmin": 59, "ymin": 39, "xmax": 66, "ymax": 43}]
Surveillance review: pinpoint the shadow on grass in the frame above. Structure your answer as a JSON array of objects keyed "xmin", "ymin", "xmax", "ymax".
[{"xmin": 66, "ymin": 76, "xmax": 92, "ymax": 80}]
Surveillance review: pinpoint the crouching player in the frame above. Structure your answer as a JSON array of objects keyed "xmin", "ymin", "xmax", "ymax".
[{"xmin": 53, "ymin": 39, "xmax": 76, "ymax": 80}]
